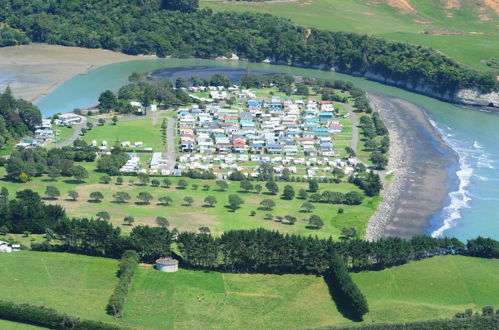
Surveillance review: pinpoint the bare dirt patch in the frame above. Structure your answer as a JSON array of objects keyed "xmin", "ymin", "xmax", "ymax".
[
  {"xmin": 483, "ymin": 0, "xmax": 499, "ymax": 14},
  {"xmin": 369, "ymin": 0, "xmax": 417, "ymax": 14},
  {"xmin": 441, "ymin": 0, "xmax": 461, "ymax": 10},
  {"xmin": 413, "ymin": 19, "xmax": 431, "ymax": 24}
]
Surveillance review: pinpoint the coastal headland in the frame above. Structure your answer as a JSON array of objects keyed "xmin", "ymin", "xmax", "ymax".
[{"xmin": 366, "ymin": 93, "xmax": 458, "ymax": 240}]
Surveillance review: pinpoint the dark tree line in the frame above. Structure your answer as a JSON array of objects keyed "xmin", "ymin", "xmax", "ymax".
[
  {"xmin": 0, "ymin": 87, "xmax": 41, "ymax": 150},
  {"xmin": 0, "ymin": 1, "xmax": 496, "ymax": 96}
]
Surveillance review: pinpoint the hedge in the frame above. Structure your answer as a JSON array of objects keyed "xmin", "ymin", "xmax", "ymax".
[
  {"xmin": 0, "ymin": 300, "xmax": 121, "ymax": 329},
  {"xmin": 106, "ymin": 250, "xmax": 140, "ymax": 317},
  {"xmin": 324, "ymin": 252, "xmax": 369, "ymax": 321}
]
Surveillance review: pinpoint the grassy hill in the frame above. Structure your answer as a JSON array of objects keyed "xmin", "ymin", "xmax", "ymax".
[
  {"xmin": 202, "ymin": 0, "xmax": 499, "ymax": 71},
  {"xmin": 0, "ymin": 252, "xmax": 497, "ymax": 328}
]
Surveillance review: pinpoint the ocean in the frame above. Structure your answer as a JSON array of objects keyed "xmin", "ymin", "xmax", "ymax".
[{"xmin": 34, "ymin": 59, "xmax": 499, "ymax": 240}]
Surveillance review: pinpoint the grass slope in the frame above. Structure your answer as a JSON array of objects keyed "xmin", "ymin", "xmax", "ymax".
[
  {"xmin": 120, "ymin": 255, "xmax": 499, "ymax": 329},
  {"xmin": 0, "ymin": 251, "xmax": 118, "ymax": 322},
  {"xmin": 0, "ymin": 252, "xmax": 496, "ymax": 328},
  {"xmin": 353, "ymin": 255, "xmax": 499, "ymax": 324},
  {"xmin": 202, "ymin": 0, "xmax": 499, "ymax": 71},
  {"xmin": 0, "ymin": 320, "xmax": 44, "ymax": 330}
]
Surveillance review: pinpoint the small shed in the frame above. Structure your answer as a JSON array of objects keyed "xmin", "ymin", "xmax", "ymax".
[{"xmin": 155, "ymin": 257, "xmax": 179, "ymax": 273}]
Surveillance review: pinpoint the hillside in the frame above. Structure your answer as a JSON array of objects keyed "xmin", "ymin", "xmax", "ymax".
[
  {"xmin": 202, "ymin": 0, "xmax": 499, "ymax": 71},
  {"xmin": 0, "ymin": 252, "xmax": 497, "ymax": 328}
]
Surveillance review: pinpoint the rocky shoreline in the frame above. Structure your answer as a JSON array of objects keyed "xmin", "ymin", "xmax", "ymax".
[{"xmin": 365, "ymin": 92, "xmax": 458, "ymax": 240}]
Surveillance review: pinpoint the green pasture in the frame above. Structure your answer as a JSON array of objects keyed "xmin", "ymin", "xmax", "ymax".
[
  {"xmin": 202, "ymin": 0, "xmax": 499, "ymax": 71},
  {"xmin": 0, "ymin": 320, "xmax": 44, "ymax": 330},
  {"xmin": 0, "ymin": 252, "xmax": 118, "ymax": 322},
  {"xmin": 119, "ymin": 255, "xmax": 499, "ymax": 329}
]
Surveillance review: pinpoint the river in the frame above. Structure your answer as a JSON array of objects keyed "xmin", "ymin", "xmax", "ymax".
[{"xmin": 35, "ymin": 59, "xmax": 499, "ymax": 241}]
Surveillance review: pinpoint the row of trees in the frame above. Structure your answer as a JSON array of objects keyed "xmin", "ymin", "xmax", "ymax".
[{"xmin": 106, "ymin": 250, "xmax": 140, "ymax": 317}]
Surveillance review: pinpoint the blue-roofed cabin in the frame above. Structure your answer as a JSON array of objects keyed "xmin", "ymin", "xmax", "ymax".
[
  {"xmin": 268, "ymin": 103, "xmax": 283, "ymax": 111},
  {"xmin": 319, "ymin": 112, "xmax": 334, "ymax": 122},
  {"xmin": 313, "ymin": 127, "xmax": 330, "ymax": 137},
  {"xmin": 248, "ymin": 99, "xmax": 262, "ymax": 110}
]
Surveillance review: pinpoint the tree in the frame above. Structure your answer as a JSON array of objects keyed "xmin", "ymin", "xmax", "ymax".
[
  {"xmin": 370, "ymin": 151, "xmax": 388, "ymax": 169},
  {"xmin": 282, "ymin": 185, "xmax": 295, "ymax": 200},
  {"xmin": 345, "ymin": 191, "xmax": 364, "ymax": 205},
  {"xmin": 259, "ymin": 199, "xmax": 276, "ymax": 211},
  {"xmin": 158, "ymin": 196, "xmax": 173, "ymax": 206},
  {"xmin": 175, "ymin": 77, "xmax": 188, "ymax": 88},
  {"xmin": 98, "ymin": 90, "xmax": 118, "ymax": 113},
  {"xmin": 0, "ymin": 187, "xmax": 8, "ymax": 204},
  {"xmin": 116, "ymin": 176, "xmax": 123, "ymax": 185},
  {"xmin": 198, "ymin": 226, "xmax": 211, "ymax": 235},
  {"xmin": 112, "ymin": 115, "xmax": 118, "ymax": 125},
  {"xmin": 113, "ymin": 191, "xmax": 131, "ymax": 203},
  {"xmin": 151, "ymin": 179, "xmax": 160, "ymax": 187},
  {"xmin": 155, "ymin": 216, "xmax": 169, "ymax": 228},
  {"xmin": 265, "ymin": 180, "xmax": 279, "ymax": 195},
  {"xmin": 96, "ymin": 211, "xmax": 110, "ymax": 221},
  {"xmin": 345, "ymin": 146, "xmax": 356, "ymax": 158},
  {"xmin": 137, "ymin": 192, "xmax": 153, "ymax": 204},
  {"xmin": 100, "ymin": 175, "xmax": 111, "ymax": 184},
  {"xmin": 228, "ymin": 194, "xmax": 244, "ymax": 212},
  {"xmin": 240, "ymin": 180, "xmax": 253, "ymax": 193},
  {"xmin": 177, "ymin": 179, "xmax": 188, "ymax": 189},
  {"xmin": 68, "ymin": 190, "xmax": 78, "ymax": 201},
  {"xmin": 284, "ymin": 215, "xmax": 297, "ymax": 225},
  {"xmin": 163, "ymin": 178, "xmax": 171, "ymax": 187},
  {"xmin": 301, "ymin": 202, "xmax": 315, "ymax": 213},
  {"xmin": 204, "ymin": 195, "xmax": 217, "ymax": 207},
  {"xmin": 137, "ymin": 173, "xmax": 150, "ymax": 185},
  {"xmin": 98, "ymin": 118, "xmax": 106, "ymax": 126},
  {"xmin": 308, "ymin": 215, "xmax": 324, "ymax": 229},
  {"xmin": 339, "ymin": 227, "xmax": 358, "ymax": 241},
  {"xmin": 203, "ymin": 184, "xmax": 210, "ymax": 191},
  {"xmin": 89, "ymin": 191, "xmax": 104, "ymax": 202},
  {"xmin": 192, "ymin": 183, "xmax": 198, "ymax": 190},
  {"xmin": 45, "ymin": 186, "xmax": 60, "ymax": 200},
  {"xmin": 184, "ymin": 196, "xmax": 194, "ymax": 206},
  {"xmin": 254, "ymin": 184, "xmax": 262, "ymax": 194},
  {"xmin": 69, "ymin": 165, "xmax": 88, "ymax": 183},
  {"xmin": 124, "ymin": 216, "xmax": 135, "ymax": 226},
  {"xmin": 298, "ymin": 189, "xmax": 308, "ymax": 200},
  {"xmin": 216, "ymin": 180, "xmax": 228, "ymax": 191},
  {"xmin": 47, "ymin": 166, "xmax": 60, "ymax": 182},
  {"xmin": 308, "ymin": 179, "xmax": 319, "ymax": 192}
]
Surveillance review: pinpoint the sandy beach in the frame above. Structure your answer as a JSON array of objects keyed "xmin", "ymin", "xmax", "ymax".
[
  {"xmin": 0, "ymin": 43, "xmax": 153, "ymax": 102},
  {"xmin": 366, "ymin": 93, "xmax": 458, "ymax": 240}
]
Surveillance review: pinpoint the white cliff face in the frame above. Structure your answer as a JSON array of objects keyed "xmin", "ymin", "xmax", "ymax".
[
  {"xmin": 363, "ymin": 71, "xmax": 499, "ymax": 109},
  {"xmin": 454, "ymin": 89, "xmax": 499, "ymax": 108}
]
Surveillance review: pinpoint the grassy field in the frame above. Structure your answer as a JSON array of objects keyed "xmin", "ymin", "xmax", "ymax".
[
  {"xmin": 0, "ymin": 164, "xmax": 379, "ymax": 239},
  {"xmin": 202, "ymin": 0, "xmax": 499, "ymax": 71},
  {"xmin": 353, "ymin": 255, "xmax": 499, "ymax": 324},
  {"xmin": 0, "ymin": 252, "xmax": 118, "ymax": 322},
  {"xmin": 82, "ymin": 118, "xmax": 165, "ymax": 151},
  {"xmin": 0, "ymin": 252, "xmax": 497, "ymax": 329},
  {"xmin": 0, "ymin": 320, "xmax": 44, "ymax": 330},
  {"xmin": 117, "ymin": 255, "xmax": 499, "ymax": 329}
]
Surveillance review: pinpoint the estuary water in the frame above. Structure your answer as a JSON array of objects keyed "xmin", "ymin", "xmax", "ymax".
[{"xmin": 35, "ymin": 59, "xmax": 499, "ymax": 240}]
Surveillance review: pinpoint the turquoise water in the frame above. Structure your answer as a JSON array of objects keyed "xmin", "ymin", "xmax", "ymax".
[{"xmin": 35, "ymin": 59, "xmax": 499, "ymax": 240}]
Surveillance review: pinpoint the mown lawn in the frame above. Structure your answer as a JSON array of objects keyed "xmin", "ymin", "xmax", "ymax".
[
  {"xmin": 82, "ymin": 118, "xmax": 165, "ymax": 151},
  {"xmin": 0, "ymin": 251, "xmax": 118, "ymax": 322},
  {"xmin": 202, "ymin": 0, "xmax": 499, "ymax": 71}
]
